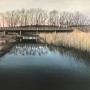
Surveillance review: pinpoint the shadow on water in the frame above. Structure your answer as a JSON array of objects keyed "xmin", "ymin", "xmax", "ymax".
[
  {"xmin": 0, "ymin": 42, "xmax": 90, "ymax": 90},
  {"xmin": 20, "ymin": 39, "xmax": 38, "ymax": 43}
]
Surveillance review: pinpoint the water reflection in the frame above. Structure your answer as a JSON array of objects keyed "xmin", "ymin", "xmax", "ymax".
[
  {"xmin": 9, "ymin": 44, "xmax": 49, "ymax": 56},
  {"xmin": 0, "ymin": 43, "xmax": 90, "ymax": 90},
  {"xmin": 6, "ymin": 43, "xmax": 90, "ymax": 74},
  {"xmin": 9, "ymin": 43, "xmax": 90, "ymax": 64}
]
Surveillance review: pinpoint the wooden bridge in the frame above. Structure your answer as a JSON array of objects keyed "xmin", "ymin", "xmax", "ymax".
[{"xmin": 0, "ymin": 26, "xmax": 73, "ymax": 40}]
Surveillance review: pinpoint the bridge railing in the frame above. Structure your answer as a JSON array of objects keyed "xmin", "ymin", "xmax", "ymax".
[{"xmin": 0, "ymin": 26, "xmax": 72, "ymax": 31}]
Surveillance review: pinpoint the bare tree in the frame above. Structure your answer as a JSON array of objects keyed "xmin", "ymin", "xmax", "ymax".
[
  {"xmin": 4, "ymin": 11, "xmax": 12, "ymax": 27},
  {"xmin": 48, "ymin": 10, "xmax": 59, "ymax": 26},
  {"xmin": 59, "ymin": 11, "xmax": 68, "ymax": 28},
  {"xmin": 0, "ymin": 9, "xmax": 89, "ymax": 28},
  {"xmin": 0, "ymin": 13, "xmax": 5, "ymax": 27}
]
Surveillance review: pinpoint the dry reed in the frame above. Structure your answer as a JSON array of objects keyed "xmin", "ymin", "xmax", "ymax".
[{"xmin": 39, "ymin": 29, "xmax": 90, "ymax": 52}]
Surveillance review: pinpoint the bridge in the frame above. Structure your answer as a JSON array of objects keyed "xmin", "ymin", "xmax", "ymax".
[{"xmin": 0, "ymin": 26, "xmax": 73, "ymax": 40}]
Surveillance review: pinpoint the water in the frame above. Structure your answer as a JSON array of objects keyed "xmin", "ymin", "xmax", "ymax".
[{"xmin": 0, "ymin": 43, "xmax": 90, "ymax": 90}]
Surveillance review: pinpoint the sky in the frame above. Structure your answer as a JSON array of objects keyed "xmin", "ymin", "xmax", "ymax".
[{"xmin": 0, "ymin": 0, "xmax": 90, "ymax": 13}]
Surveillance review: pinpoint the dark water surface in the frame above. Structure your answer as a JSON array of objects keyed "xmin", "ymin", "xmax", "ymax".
[{"xmin": 0, "ymin": 43, "xmax": 90, "ymax": 90}]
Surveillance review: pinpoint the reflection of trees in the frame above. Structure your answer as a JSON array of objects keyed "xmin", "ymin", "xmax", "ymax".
[
  {"xmin": 9, "ymin": 43, "xmax": 90, "ymax": 65},
  {"xmin": 9, "ymin": 44, "xmax": 49, "ymax": 56},
  {"xmin": 48, "ymin": 45, "xmax": 90, "ymax": 64}
]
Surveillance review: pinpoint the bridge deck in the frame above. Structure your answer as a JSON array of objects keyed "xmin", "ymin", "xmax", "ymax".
[{"xmin": 0, "ymin": 27, "xmax": 73, "ymax": 32}]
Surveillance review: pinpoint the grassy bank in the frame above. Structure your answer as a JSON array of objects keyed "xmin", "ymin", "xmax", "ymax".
[
  {"xmin": 39, "ymin": 29, "xmax": 90, "ymax": 53},
  {"xmin": 0, "ymin": 35, "xmax": 17, "ymax": 56}
]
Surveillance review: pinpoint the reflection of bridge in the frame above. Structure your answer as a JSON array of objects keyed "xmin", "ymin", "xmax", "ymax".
[
  {"xmin": 9, "ymin": 43, "xmax": 90, "ymax": 63},
  {"xmin": 9, "ymin": 44, "xmax": 49, "ymax": 56}
]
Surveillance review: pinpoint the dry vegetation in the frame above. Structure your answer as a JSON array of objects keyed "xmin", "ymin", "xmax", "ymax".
[
  {"xmin": 0, "ymin": 35, "xmax": 16, "ymax": 51},
  {"xmin": 0, "ymin": 35, "xmax": 16, "ymax": 45},
  {"xmin": 39, "ymin": 29, "xmax": 90, "ymax": 52}
]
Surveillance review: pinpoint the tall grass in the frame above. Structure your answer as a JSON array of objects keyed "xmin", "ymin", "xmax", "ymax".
[{"xmin": 39, "ymin": 29, "xmax": 90, "ymax": 52}]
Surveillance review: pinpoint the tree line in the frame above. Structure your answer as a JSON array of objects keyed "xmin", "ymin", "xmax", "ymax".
[{"xmin": 0, "ymin": 8, "xmax": 89, "ymax": 27}]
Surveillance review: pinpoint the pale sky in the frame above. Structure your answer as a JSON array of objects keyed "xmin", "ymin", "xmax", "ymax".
[{"xmin": 0, "ymin": 0, "xmax": 90, "ymax": 13}]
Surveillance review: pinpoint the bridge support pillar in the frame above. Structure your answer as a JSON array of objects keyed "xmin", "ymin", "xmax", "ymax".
[
  {"xmin": 20, "ymin": 31, "xmax": 21, "ymax": 36},
  {"xmin": 36, "ymin": 31, "xmax": 38, "ymax": 35},
  {"xmin": 3, "ymin": 31, "xmax": 6, "ymax": 36},
  {"xmin": 36, "ymin": 37, "xmax": 38, "ymax": 42},
  {"xmin": 36, "ymin": 31, "xmax": 38, "ymax": 42},
  {"xmin": 54, "ymin": 31, "xmax": 56, "ymax": 34}
]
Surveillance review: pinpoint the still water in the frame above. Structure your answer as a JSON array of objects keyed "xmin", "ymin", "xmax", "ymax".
[{"xmin": 0, "ymin": 43, "xmax": 90, "ymax": 90}]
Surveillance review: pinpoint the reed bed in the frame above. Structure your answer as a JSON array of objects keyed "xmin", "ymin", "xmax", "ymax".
[{"xmin": 39, "ymin": 29, "xmax": 90, "ymax": 52}]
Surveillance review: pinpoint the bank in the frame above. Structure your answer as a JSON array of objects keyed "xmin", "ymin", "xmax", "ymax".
[{"xmin": 0, "ymin": 35, "xmax": 17, "ymax": 56}]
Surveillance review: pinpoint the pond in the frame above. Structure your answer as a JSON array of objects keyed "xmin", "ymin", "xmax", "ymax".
[{"xmin": 0, "ymin": 43, "xmax": 90, "ymax": 90}]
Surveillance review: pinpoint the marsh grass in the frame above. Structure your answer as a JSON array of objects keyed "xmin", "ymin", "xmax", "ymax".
[{"xmin": 39, "ymin": 29, "xmax": 90, "ymax": 53}]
